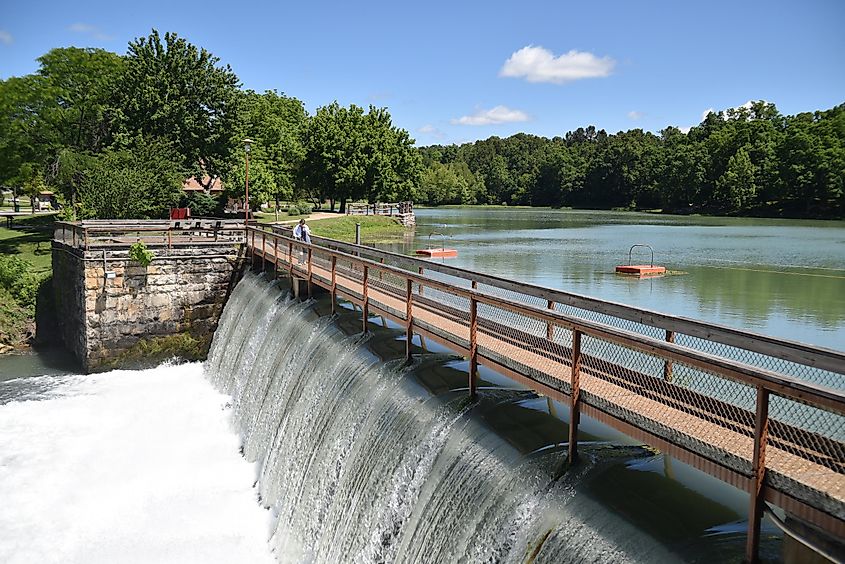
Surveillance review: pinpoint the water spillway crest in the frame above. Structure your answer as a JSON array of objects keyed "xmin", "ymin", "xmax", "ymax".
[{"xmin": 205, "ymin": 272, "xmax": 682, "ymax": 563}]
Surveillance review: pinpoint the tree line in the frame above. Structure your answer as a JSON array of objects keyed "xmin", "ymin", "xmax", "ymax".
[
  {"xmin": 1, "ymin": 30, "xmax": 842, "ymax": 220},
  {"xmin": 418, "ymin": 102, "xmax": 845, "ymax": 218},
  {"xmin": 0, "ymin": 30, "xmax": 421, "ymax": 218}
]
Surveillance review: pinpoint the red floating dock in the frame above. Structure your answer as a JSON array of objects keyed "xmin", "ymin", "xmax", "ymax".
[
  {"xmin": 615, "ymin": 264, "xmax": 666, "ymax": 276},
  {"xmin": 416, "ymin": 248, "xmax": 458, "ymax": 258}
]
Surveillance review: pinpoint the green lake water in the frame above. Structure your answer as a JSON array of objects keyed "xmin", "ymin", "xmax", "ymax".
[{"xmin": 386, "ymin": 208, "xmax": 845, "ymax": 352}]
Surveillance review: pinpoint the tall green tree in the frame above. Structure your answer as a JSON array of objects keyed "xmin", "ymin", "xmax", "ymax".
[
  {"xmin": 0, "ymin": 47, "xmax": 124, "ymax": 201},
  {"xmin": 303, "ymin": 103, "xmax": 422, "ymax": 212},
  {"xmin": 715, "ymin": 146, "xmax": 757, "ymax": 212},
  {"xmin": 231, "ymin": 90, "xmax": 308, "ymax": 205},
  {"xmin": 116, "ymin": 30, "xmax": 241, "ymax": 187}
]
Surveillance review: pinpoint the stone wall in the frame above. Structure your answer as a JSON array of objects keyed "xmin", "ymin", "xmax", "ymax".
[{"xmin": 52, "ymin": 242, "xmax": 241, "ymax": 372}]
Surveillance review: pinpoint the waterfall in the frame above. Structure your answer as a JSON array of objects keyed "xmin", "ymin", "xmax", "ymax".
[{"xmin": 205, "ymin": 272, "xmax": 680, "ymax": 563}]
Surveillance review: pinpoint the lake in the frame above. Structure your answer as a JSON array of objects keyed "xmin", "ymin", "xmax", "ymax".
[{"xmin": 385, "ymin": 208, "xmax": 845, "ymax": 352}]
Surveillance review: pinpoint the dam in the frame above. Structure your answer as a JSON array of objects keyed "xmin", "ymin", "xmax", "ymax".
[{"xmin": 33, "ymin": 220, "xmax": 845, "ymax": 562}]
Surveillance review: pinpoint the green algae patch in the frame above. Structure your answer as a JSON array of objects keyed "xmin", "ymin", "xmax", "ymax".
[{"xmin": 98, "ymin": 332, "xmax": 212, "ymax": 371}]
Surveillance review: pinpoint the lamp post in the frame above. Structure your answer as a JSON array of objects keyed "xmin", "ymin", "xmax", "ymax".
[{"xmin": 243, "ymin": 138, "xmax": 253, "ymax": 234}]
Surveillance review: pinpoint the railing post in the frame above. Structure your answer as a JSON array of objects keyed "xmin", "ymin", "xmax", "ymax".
[
  {"xmin": 273, "ymin": 236, "xmax": 279, "ymax": 276},
  {"xmin": 288, "ymin": 242, "xmax": 293, "ymax": 277},
  {"xmin": 405, "ymin": 278, "xmax": 413, "ymax": 364},
  {"xmin": 331, "ymin": 255, "xmax": 337, "ymax": 314},
  {"xmin": 418, "ymin": 267, "xmax": 424, "ymax": 295},
  {"xmin": 664, "ymin": 330, "xmax": 675, "ymax": 381},
  {"xmin": 83, "ymin": 228, "xmax": 89, "ymax": 251},
  {"xmin": 469, "ymin": 296, "xmax": 478, "ymax": 397},
  {"xmin": 261, "ymin": 231, "xmax": 266, "ymax": 271},
  {"xmin": 307, "ymin": 247, "xmax": 313, "ymax": 298},
  {"xmin": 167, "ymin": 228, "xmax": 172, "ymax": 250},
  {"xmin": 250, "ymin": 229, "xmax": 255, "ymax": 267},
  {"xmin": 745, "ymin": 386, "xmax": 770, "ymax": 564},
  {"xmin": 546, "ymin": 300, "xmax": 555, "ymax": 341},
  {"xmin": 362, "ymin": 265, "xmax": 369, "ymax": 333},
  {"xmin": 568, "ymin": 330, "xmax": 582, "ymax": 466}
]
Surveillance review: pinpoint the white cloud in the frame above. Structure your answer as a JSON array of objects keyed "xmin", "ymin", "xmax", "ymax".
[
  {"xmin": 0, "ymin": 30, "xmax": 12, "ymax": 45},
  {"xmin": 499, "ymin": 46, "xmax": 615, "ymax": 84},
  {"xmin": 68, "ymin": 23, "xmax": 113, "ymax": 41},
  {"xmin": 679, "ymin": 126, "xmax": 692, "ymax": 134},
  {"xmin": 451, "ymin": 106, "xmax": 530, "ymax": 126},
  {"xmin": 418, "ymin": 124, "xmax": 446, "ymax": 139},
  {"xmin": 627, "ymin": 111, "xmax": 644, "ymax": 120}
]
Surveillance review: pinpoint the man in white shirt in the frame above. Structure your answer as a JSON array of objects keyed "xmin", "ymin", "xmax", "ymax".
[{"xmin": 293, "ymin": 218, "xmax": 311, "ymax": 244}]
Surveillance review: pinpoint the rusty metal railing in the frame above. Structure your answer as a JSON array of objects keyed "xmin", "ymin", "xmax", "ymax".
[{"xmin": 54, "ymin": 220, "xmax": 244, "ymax": 251}]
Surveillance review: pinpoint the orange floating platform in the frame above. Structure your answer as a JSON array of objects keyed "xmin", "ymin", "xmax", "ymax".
[
  {"xmin": 615, "ymin": 264, "xmax": 666, "ymax": 276},
  {"xmin": 416, "ymin": 248, "xmax": 458, "ymax": 258}
]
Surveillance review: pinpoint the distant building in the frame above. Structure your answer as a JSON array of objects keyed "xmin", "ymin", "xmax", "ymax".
[{"xmin": 182, "ymin": 176, "xmax": 224, "ymax": 194}]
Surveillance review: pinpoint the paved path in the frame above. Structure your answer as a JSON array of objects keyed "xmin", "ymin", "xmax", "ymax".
[{"xmin": 268, "ymin": 212, "xmax": 342, "ymax": 226}]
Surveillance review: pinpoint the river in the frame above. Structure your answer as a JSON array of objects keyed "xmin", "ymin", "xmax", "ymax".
[
  {"xmin": 1, "ymin": 209, "xmax": 842, "ymax": 562},
  {"xmin": 392, "ymin": 208, "xmax": 845, "ymax": 351}
]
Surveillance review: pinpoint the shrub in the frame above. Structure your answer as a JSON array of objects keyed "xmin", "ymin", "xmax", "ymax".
[
  {"xmin": 295, "ymin": 201, "xmax": 313, "ymax": 214},
  {"xmin": 0, "ymin": 255, "xmax": 43, "ymax": 311},
  {"xmin": 182, "ymin": 192, "xmax": 225, "ymax": 217},
  {"xmin": 129, "ymin": 242, "xmax": 154, "ymax": 267},
  {"xmin": 287, "ymin": 206, "xmax": 301, "ymax": 217}
]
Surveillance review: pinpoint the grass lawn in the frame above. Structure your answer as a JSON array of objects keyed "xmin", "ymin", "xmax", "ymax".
[
  {"xmin": 309, "ymin": 216, "xmax": 407, "ymax": 243},
  {"xmin": 0, "ymin": 213, "xmax": 56, "ymax": 275}
]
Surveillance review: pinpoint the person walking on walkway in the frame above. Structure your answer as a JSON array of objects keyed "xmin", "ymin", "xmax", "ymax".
[{"xmin": 293, "ymin": 218, "xmax": 311, "ymax": 244}]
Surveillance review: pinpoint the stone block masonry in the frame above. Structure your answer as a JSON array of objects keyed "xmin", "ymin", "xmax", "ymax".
[{"xmin": 52, "ymin": 241, "xmax": 241, "ymax": 372}]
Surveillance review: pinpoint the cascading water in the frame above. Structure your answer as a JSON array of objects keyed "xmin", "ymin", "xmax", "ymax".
[{"xmin": 205, "ymin": 272, "xmax": 683, "ymax": 563}]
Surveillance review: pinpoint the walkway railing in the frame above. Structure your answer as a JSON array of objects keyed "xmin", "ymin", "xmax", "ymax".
[
  {"xmin": 345, "ymin": 201, "xmax": 413, "ymax": 217},
  {"xmin": 54, "ymin": 219, "xmax": 244, "ymax": 250},
  {"xmin": 248, "ymin": 223, "xmax": 845, "ymax": 563}
]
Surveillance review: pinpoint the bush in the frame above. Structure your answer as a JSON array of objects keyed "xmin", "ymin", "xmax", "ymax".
[
  {"xmin": 181, "ymin": 192, "xmax": 225, "ymax": 217},
  {"xmin": 287, "ymin": 206, "xmax": 301, "ymax": 217},
  {"xmin": 0, "ymin": 255, "xmax": 43, "ymax": 311},
  {"xmin": 129, "ymin": 242, "xmax": 154, "ymax": 267},
  {"xmin": 295, "ymin": 201, "xmax": 313, "ymax": 214}
]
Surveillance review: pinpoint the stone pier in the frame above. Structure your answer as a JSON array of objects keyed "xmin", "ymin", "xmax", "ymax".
[{"xmin": 52, "ymin": 239, "xmax": 241, "ymax": 372}]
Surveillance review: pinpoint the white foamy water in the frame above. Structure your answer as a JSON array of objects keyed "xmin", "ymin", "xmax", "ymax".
[{"xmin": 0, "ymin": 362, "xmax": 274, "ymax": 564}]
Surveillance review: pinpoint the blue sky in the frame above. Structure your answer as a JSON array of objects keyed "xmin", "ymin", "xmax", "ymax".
[{"xmin": 2, "ymin": 0, "xmax": 844, "ymax": 146}]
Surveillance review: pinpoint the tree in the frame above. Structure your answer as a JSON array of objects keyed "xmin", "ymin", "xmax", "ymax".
[
  {"xmin": 226, "ymin": 155, "xmax": 277, "ymax": 211},
  {"xmin": 715, "ymin": 146, "xmax": 757, "ymax": 212},
  {"xmin": 303, "ymin": 103, "xmax": 422, "ymax": 212},
  {"xmin": 657, "ymin": 131, "xmax": 709, "ymax": 211},
  {"xmin": 36, "ymin": 47, "xmax": 125, "ymax": 153},
  {"xmin": 116, "ymin": 30, "xmax": 241, "ymax": 187},
  {"xmin": 416, "ymin": 161, "xmax": 480, "ymax": 205},
  {"xmin": 232, "ymin": 90, "xmax": 308, "ymax": 205},
  {"xmin": 76, "ymin": 138, "xmax": 184, "ymax": 219},
  {"xmin": 0, "ymin": 48, "xmax": 123, "ymax": 195}
]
